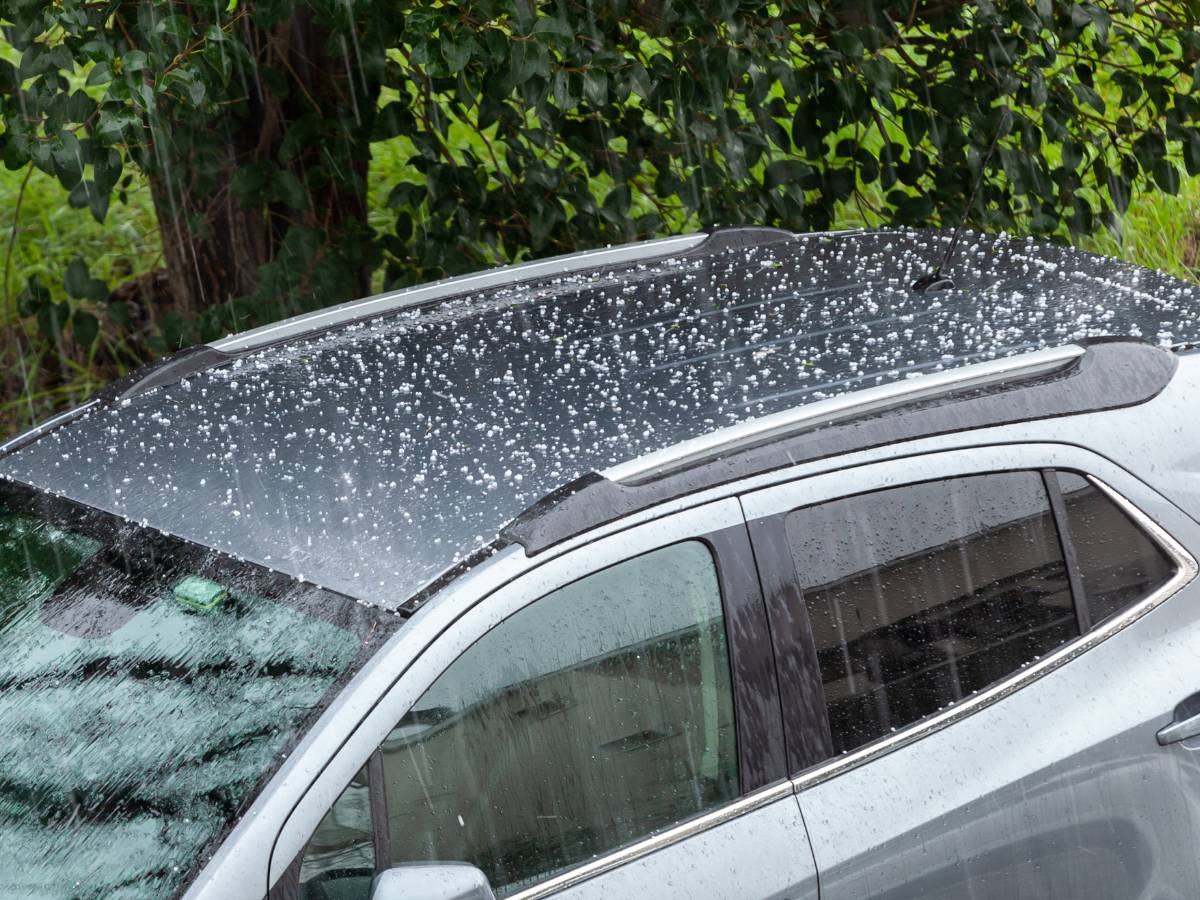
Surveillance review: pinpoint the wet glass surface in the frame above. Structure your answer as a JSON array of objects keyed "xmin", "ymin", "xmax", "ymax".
[
  {"xmin": 0, "ymin": 482, "xmax": 392, "ymax": 899},
  {"xmin": 1056, "ymin": 472, "xmax": 1177, "ymax": 626},
  {"xmin": 298, "ymin": 764, "xmax": 375, "ymax": 899},
  {"xmin": 787, "ymin": 472, "xmax": 1077, "ymax": 755},
  {"xmin": 4, "ymin": 229, "xmax": 1200, "ymax": 609},
  {"xmin": 296, "ymin": 541, "xmax": 737, "ymax": 898}
]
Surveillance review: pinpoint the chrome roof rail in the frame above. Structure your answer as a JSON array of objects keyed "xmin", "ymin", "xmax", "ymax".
[
  {"xmin": 209, "ymin": 232, "xmax": 713, "ymax": 354},
  {"xmin": 0, "ymin": 399, "xmax": 102, "ymax": 458},
  {"xmin": 605, "ymin": 343, "xmax": 1086, "ymax": 485}
]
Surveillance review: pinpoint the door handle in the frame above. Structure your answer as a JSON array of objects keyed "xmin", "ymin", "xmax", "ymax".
[
  {"xmin": 1158, "ymin": 712, "xmax": 1200, "ymax": 745},
  {"xmin": 1158, "ymin": 693, "xmax": 1200, "ymax": 745}
]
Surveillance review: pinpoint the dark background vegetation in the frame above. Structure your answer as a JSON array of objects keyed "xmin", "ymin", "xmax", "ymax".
[{"xmin": 3, "ymin": 0, "xmax": 1200, "ymax": 437}]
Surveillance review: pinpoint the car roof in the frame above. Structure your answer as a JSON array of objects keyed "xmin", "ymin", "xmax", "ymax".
[{"xmin": 3, "ymin": 227, "xmax": 1199, "ymax": 608}]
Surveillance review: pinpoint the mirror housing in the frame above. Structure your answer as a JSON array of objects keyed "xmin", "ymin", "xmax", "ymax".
[{"xmin": 370, "ymin": 862, "xmax": 497, "ymax": 900}]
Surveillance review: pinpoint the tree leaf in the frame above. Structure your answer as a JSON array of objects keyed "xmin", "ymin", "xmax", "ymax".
[
  {"xmin": 96, "ymin": 108, "xmax": 141, "ymax": 140},
  {"xmin": 440, "ymin": 33, "xmax": 473, "ymax": 73},
  {"xmin": 37, "ymin": 302, "xmax": 70, "ymax": 343},
  {"xmin": 17, "ymin": 276, "xmax": 51, "ymax": 317},
  {"xmin": 764, "ymin": 159, "xmax": 811, "ymax": 189},
  {"xmin": 1070, "ymin": 80, "xmax": 1105, "ymax": 114},
  {"xmin": 72, "ymin": 311, "xmax": 100, "ymax": 348},
  {"xmin": 156, "ymin": 15, "xmax": 192, "ymax": 40},
  {"xmin": 64, "ymin": 256, "xmax": 108, "ymax": 301},
  {"xmin": 1184, "ymin": 131, "xmax": 1200, "ymax": 178},
  {"xmin": 583, "ymin": 69, "xmax": 608, "ymax": 106},
  {"xmin": 122, "ymin": 51, "xmax": 149, "ymax": 74},
  {"xmin": 51, "ymin": 131, "xmax": 84, "ymax": 190},
  {"xmin": 270, "ymin": 170, "xmax": 308, "ymax": 210},
  {"xmin": 1153, "ymin": 159, "xmax": 1180, "ymax": 195},
  {"xmin": 602, "ymin": 183, "xmax": 630, "ymax": 217},
  {"xmin": 64, "ymin": 256, "xmax": 90, "ymax": 300}
]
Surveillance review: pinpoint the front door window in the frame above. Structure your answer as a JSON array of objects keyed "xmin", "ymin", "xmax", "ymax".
[{"xmin": 294, "ymin": 540, "xmax": 738, "ymax": 898}]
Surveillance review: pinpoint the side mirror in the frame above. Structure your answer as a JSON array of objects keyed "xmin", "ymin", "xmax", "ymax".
[{"xmin": 370, "ymin": 862, "xmax": 497, "ymax": 900}]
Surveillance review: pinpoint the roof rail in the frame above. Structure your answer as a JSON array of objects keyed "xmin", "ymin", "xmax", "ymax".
[
  {"xmin": 503, "ymin": 341, "xmax": 1121, "ymax": 556},
  {"xmin": 0, "ymin": 399, "xmax": 102, "ymax": 458},
  {"xmin": 210, "ymin": 232, "xmax": 713, "ymax": 354},
  {"xmin": 209, "ymin": 227, "xmax": 823, "ymax": 355},
  {"xmin": 605, "ymin": 344, "xmax": 1086, "ymax": 484}
]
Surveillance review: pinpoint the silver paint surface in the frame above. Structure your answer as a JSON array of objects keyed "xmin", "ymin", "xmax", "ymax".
[
  {"xmin": 185, "ymin": 365, "xmax": 1200, "ymax": 899},
  {"xmin": 741, "ymin": 443, "xmax": 1200, "ymax": 900},
  {"xmin": 4, "ymin": 229, "xmax": 1199, "ymax": 607}
]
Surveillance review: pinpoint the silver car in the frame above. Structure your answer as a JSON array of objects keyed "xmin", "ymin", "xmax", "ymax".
[{"xmin": 2, "ymin": 227, "xmax": 1200, "ymax": 900}]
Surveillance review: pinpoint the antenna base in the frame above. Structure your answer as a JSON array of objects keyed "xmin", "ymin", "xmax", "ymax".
[{"xmin": 911, "ymin": 271, "xmax": 956, "ymax": 292}]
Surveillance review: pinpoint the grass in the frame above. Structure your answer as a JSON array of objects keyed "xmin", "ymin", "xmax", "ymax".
[
  {"xmin": 1, "ymin": 166, "xmax": 160, "ymax": 425},
  {"xmin": 1077, "ymin": 187, "xmax": 1200, "ymax": 280}
]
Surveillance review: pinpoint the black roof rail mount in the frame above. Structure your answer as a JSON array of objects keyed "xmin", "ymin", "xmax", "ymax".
[
  {"xmin": 501, "ymin": 339, "xmax": 1176, "ymax": 557},
  {"xmin": 683, "ymin": 226, "xmax": 797, "ymax": 256},
  {"xmin": 500, "ymin": 474, "xmax": 635, "ymax": 557},
  {"xmin": 96, "ymin": 345, "xmax": 240, "ymax": 404}
]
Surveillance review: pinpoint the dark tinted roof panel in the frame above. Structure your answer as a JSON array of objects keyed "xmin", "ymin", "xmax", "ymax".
[{"xmin": 4, "ymin": 229, "xmax": 1200, "ymax": 607}]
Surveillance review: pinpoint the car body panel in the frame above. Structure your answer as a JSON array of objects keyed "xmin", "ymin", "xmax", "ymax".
[{"xmin": 740, "ymin": 443, "xmax": 1200, "ymax": 900}]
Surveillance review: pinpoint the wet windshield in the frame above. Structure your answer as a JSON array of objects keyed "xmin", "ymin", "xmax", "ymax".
[{"xmin": 0, "ymin": 479, "xmax": 394, "ymax": 899}]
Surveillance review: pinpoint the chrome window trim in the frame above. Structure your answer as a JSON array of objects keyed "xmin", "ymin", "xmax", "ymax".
[
  {"xmin": 506, "ymin": 780, "xmax": 795, "ymax": 900},
  {"xmin": 787, "ymin": 475, "xmax": 1199, "ymax": 796}
]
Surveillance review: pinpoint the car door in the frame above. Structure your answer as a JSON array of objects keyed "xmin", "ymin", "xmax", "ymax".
[
  {"xmin": 741, "ymin": 443, "xmax": 1200, "ymax": 900},
  {"xmin": 268, "ymin": 499, "xmax": 818, "ymax": 900}
]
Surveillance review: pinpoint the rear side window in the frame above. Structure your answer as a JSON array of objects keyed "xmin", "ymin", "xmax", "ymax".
[
  {"xmin": 1054, "ymin": 472, "xmax": 1177, "ymax": 627},
  {"xmin": 786, "ymin": 472, "xmax": 1078, "ymax": 755}
]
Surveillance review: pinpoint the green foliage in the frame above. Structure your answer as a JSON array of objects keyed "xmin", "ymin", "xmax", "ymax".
[
  {"xmin": 368, "ymin": 0, "xmax": 1200, "ymax": 289},
  {"xmin": 16, "ymin": 253, "xmax": 103, "ymax": 350},
  {"xmin": 2, "ymin": 0, "xmax": 1200, "ymax": 348}
]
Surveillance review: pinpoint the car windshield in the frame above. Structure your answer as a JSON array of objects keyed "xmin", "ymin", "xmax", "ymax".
[{"xmin": 0, "ymin": 479, "xmax": 395, "ymax": 899}]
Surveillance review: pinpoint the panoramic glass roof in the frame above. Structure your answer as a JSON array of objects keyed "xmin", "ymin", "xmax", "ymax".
[{"xmin": 4, "ymin": 228, "xmax": 1199, "ymax": 608}]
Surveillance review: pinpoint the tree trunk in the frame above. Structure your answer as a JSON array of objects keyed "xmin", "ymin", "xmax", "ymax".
[
  {"xmin": 149, "ymin": 150, "xmax": 273, "ymax": 319},
  {"xmin": 145, "ymin": 7, "xmax": 376, "ymax": 324}
]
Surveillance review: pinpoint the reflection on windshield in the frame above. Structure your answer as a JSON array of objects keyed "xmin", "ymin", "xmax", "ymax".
[{"xmin": 0, "ymin": 481, "xmax": 394, "ymax": 899}]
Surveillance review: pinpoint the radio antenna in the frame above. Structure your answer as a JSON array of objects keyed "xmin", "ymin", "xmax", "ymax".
[{"xmin": 911, "ymin": 108, "xmax": 1012, "ymax": 292}]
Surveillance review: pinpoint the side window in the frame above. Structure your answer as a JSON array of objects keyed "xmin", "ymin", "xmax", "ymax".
[
  {"xmin": 786, "ymin": 472, "xmax": 1078, "ymax": 756},
  {"xmin": 295, "ymin": 764, "xmax": 375, "ymax": 898},
  {"xmin": 1054, "ymin": 472, "xmax": 1177, "ymax": 627},
  {"xmin": 293, "ymin": 540, "xmax": 738, "ymax": 898}
]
